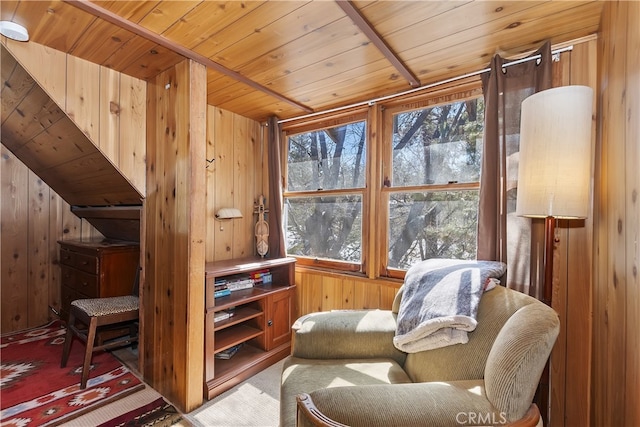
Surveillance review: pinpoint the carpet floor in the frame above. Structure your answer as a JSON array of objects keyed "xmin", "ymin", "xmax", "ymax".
[{"xmin": 184, "ymin": 359, "xmax": 284, "ymax": 427}]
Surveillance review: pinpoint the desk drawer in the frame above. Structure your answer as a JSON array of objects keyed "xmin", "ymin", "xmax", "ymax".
[
  {"xmin": 60, "ymin": 249, "xmax": 98, "ymax": 274},
  {"xmin": 61, "ymin": 265, "xmax": 99, "ymax": 298}
]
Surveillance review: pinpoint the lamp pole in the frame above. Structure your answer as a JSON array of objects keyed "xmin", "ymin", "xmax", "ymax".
[
  {"xmin": 537, "ymin": 215, "xmax": 556, "ymax": 425},
  {"xmin": 543, "ymin": 216, "xmax": 556, "ymax": 307}
]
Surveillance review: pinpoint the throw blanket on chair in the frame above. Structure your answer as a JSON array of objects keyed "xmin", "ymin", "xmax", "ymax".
[{"xmin": 394, "ymin": 258, "xmax": 507, "ymax": 352}]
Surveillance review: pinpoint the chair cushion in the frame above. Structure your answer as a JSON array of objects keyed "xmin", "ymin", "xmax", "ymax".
[
  {"xmin": 281, "ymin": 356, "xmax": 412, "ymax": 427},
  {"xmin": 292, "ymin": 310, "xmax": 405, "ymax": 365},
  {"xmin": 71, "ymin": 295, "xmax": 139, "ymax": 317}
]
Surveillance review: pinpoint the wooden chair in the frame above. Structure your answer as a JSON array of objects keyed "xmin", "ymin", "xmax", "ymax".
[{"xmin": 61, "ymin": 267, "xmax": 140, "ymax": 389}]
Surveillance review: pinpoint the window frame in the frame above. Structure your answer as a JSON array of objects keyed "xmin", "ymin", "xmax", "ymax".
[
  {"xmin": 280, "ymin": 80, "xmax": 483, "ymax": 279},
  {"xmin": 378, "ymin": 82, "xmax": 483, "ymax": 278},
  {"xmin": 281, "ymin": 108, "xmax": 370, "ymax": 273}
]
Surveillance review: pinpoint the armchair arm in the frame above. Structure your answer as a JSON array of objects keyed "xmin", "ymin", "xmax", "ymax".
[
  {"xmin": 484, "ymin": 303, "xmax": 559, "ymax": 421},
  {"xmin": 291, "ymin": 310, "xmax": 406, "ymax": 364},
  {"xmin": 296, "ymin": 394, "xmax": 348, "ymax": 427},
  {"xmin": 295, "ymin": 383, "xmax": 541, "ymax": 427}
]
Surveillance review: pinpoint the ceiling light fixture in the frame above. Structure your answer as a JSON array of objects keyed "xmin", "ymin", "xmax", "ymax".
[{"xmin": 0, "ymin": 21, "xmax": 29, "ymax": 42}]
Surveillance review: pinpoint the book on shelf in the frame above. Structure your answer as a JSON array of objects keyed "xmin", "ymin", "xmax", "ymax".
[
  {"xmin": 226, "ymin": 278, "xmax": 254, "ymax": 291},
  {"xmin": 214, "ymin": 309, "xmax": 235, "ymax": 323},
  {"xmin": 249, "ymin": 269, "xmax": 269, "ymax": 279},
  {"xmin": 214, "ymin": 288, "xmax": 231, "ymax": 298},
  {"xmin": 215, "ymin": 343, "xmax": 243, "ymax": 359},
  {"xmin": 251, "ymin": 270, "xmax": 272, "ymax": 285}
]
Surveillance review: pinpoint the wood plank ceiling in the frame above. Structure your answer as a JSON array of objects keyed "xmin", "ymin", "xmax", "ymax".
[{"xmin": 0, "ymin": 0, "xmax": 603, "ymax": 123}]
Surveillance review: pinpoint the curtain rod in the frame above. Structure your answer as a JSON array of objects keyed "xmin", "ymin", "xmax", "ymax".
[{"xmin": 277, "ymin": 45, "xmax": 573, "ymax": 125}]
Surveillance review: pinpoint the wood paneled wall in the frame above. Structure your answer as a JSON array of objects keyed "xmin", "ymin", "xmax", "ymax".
[
  {"xmin": 1, "ymin": 148, "xmax": 88, "ymax": 332},
  {"xmin": 0, "ymin": 40, "xmax": 146, "ymax": 333},
  {"xmin": 295, "ymin": 267, "xmax": 400, "ymax": 318},
  {"xmin": 205, "ymin": 106, "xmax": 264, "ymax": 263},
  {"xmin": 144, "ymin": 59, "xmax": 206, "ymax": 413},
  {"xmin": 593, "ymin": 2, "xmax": 640, "ymax": 426}
]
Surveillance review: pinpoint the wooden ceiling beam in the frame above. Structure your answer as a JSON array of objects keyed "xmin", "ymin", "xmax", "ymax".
[
  {"xmin": 64, "ymin": 0, "xmax": 314, "ymax": 114},
  {"xmin": 335, "ymin": 0, "xmax": 420, "ymax": 88}
]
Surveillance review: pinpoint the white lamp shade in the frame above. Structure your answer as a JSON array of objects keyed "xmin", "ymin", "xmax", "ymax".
[{"xmin": 516, "ymin": 85, "xmax": 594, "ymax": 219}]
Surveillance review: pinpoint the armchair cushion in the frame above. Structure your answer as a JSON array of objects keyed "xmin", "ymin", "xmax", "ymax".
[
  {"xmin": 281, "ymin": 357, "xmax": 412, "ymax": 427},
  {"xmin": 291, "ymin": 309, "xmax": 406, "ymax": 365}
]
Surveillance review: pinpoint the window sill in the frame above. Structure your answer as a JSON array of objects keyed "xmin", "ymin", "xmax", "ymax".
[{"xmin": 294, "ymin": 264, "xmax": 404, "ymax": 287}]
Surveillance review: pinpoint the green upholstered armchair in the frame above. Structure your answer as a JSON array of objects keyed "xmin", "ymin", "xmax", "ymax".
[{"xmin": 280, "ymin": 285, "xmax": 559, "ymax": 427}]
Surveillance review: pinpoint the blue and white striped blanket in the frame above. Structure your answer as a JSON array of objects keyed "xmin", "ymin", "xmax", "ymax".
[{"xmin": 394, "ymin": 258, "xmax": 506, "ymax": 352}]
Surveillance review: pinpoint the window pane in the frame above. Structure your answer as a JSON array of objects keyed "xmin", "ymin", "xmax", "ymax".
[
  {"xmin": 388, "ymin": 190, "xmax": 478, "ymax": 269},
  {"xmin": 392, "ymin": 98, "xmax": 483, "ymax": 187},
  {"xmin": 284, "ymin": 195, "xmax": 362, "ymax": 262},
  {"xmin": 287, "ymin": 121, "xmax": 366, "ymax": 191}
]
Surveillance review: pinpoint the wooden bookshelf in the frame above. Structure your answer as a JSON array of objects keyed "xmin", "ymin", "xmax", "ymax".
[{"xmin": 203, "ymin": 257, "xmax": 296, "ymax": 399}]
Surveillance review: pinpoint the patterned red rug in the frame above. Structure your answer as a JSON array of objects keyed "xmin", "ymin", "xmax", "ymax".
[
  {"xmin": 97, "ymin": 397, "xmax": 181, "ymax": 427},
  {"xmin": 1, "ymin": 320, "xmax": 144, "ymax": 426}
]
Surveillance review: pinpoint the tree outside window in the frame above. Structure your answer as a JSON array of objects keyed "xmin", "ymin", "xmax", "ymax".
[
  {"xmin": 284, "ymin": 120, "xmax": 366, "ymax": 270},
  {"xmin": 385, "ymin": 97, "xmax": 484, "ymax": 272},
  {"xmin": 282, "ymin": 89, "xmax": 483, "ymax": 276}
]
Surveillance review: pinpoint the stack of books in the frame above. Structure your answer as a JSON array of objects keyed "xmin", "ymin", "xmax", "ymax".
[
  {"xmin": 250, "ymin": 269, "xmax": 272, "ymax": 285},
  {"xmin": 214, "ymin": 270, "xmax": 272, "ymax": 298}
]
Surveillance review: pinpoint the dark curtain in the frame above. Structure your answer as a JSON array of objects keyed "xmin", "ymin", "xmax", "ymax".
[
  {"xmin": 477, "ymin": 41, "xmax": 552, "ymax": 299},
  {"xmin": 267, "ymin": 116, "xmax": 286, "ymax": 258}
]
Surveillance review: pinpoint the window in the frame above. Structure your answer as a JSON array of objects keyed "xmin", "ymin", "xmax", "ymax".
[
  {"xmin": 283, "ymin": 116, "xmax": 367, "ymax": 272},
  {"xmin": 281, "ymin": 84, "xmax": 483, "ymax": 277},
  {"xmin": 382, "ymin": 96, "xmax": 484, "ymax": 276}
]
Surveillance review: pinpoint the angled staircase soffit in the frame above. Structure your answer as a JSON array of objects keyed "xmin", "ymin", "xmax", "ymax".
[{"xmin": 1, "ymin": 45, "xmax": 142, "ymax": 241}]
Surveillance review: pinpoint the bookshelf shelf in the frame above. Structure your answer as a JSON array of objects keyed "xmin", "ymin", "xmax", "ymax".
[
  {"xmin": 204, "ymin": 256, "xmax": 296, "ymax": 400},
  {"xmin": 215, "ymin": 324, "xmax": 263, "ymax": 352},
  {"xmin": 213, "ymin": 306, "xmax": 262, "ymax": 331}
]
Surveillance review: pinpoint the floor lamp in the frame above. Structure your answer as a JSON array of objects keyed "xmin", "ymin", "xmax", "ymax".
[{"xmin": 516, "ymin": 85, "xmax": 594, "ymax": 425}]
